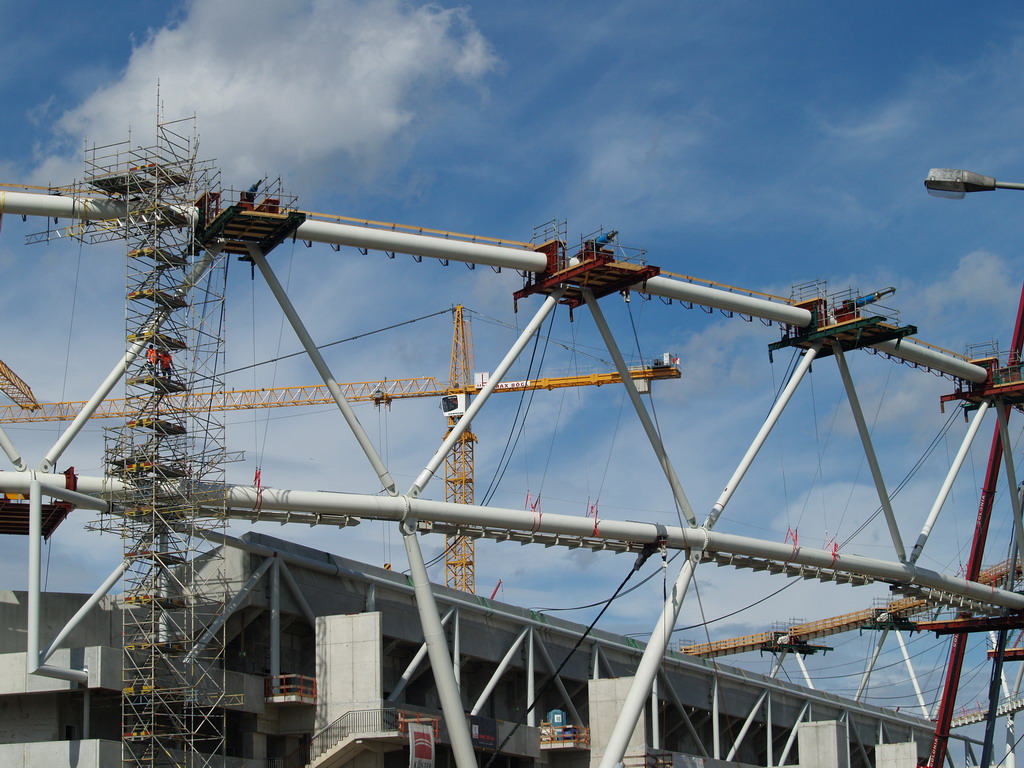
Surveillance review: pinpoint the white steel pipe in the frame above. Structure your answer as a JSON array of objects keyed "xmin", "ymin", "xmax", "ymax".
[
  {"xmin": 39, "ymin": 247, "xmax": 220, "ymax": 473},
  {"xmin": 387, "ymin": 608, "xmax": 455, "ymax": 703},
  {"xmin": 833, "ymin": 344, "xmax": 906, "ymax": 563},
  {"xmin": 533, "ymin": 631, "xmax": 583, "ymax": 725},
  {"xmin": 527, "ymin": 628, "xmax": 536, "ymax": 728},
  {"xmin": 706, "ymin": 342, "xmax": 821, "ymax": 529},
  {"xmin": 27, "ymin": 478, "xmax": 41, "ymax": 674},
  {"xmin": 855, "ymin": 629, "xmax": 889, "ymax": 700},
  {"xmin": 778, "ymin": 701, "xmax": 810, "ymax": 767},
  {"xmin": 727, "ymin": 688, "xmax": 771, "ymax": 762},
  {"xmin": 871, "ymin": 338, "xmax": 988, "ymax": 383},
  {"xmin": 638, "ymin": 275, "xmax": 813, "ymax": 327},
  {"xmin": 896, "ymin": 630, "xmax": 929, "ymax": 718},
  {"xmin": 996, "ymin": 404, "xmax": 1024, "ymax": 577},
  {"xmin": 795, "ymin": 652, "xmax": 814, "ymax": 689},
  {"xmin": 401, "ymin": 520, "xmax": 477, "ymax": 768},
  {"xmin": 36, "ymin": 480, "xmax": 109, "ymax": 512},
  {"xmin": 657, "ymin": 669, "xmax": 709, "ymax": 758},
  {"xmin": 248, "ymin": 244, "xmax": 398, "ymax": 496},
  {"xmin": 0, "ymin": 190, "xmax": 128, "ymax": 221},
  {"xmin": 278, "ymin": 560, "xmax": 316, "ymax": 627},
  {"xmin": 0, "ymin": 189, "xmax": 995, "ymax": 388},
  {"xmin": 911, "ymin": 401, "xmax": 990, "ymax": 564},
  {"xmin": 453, "ymin": 607, "xmax": 460, "ymax": 690},
  {"xmin": 0, "ymin": 425, "xmax": 26, "ymax": 471},
  {"xmin": 6, "ymin": 190, "xmax": 990, "ymax": 392},
  {"xmin": 38, "ymin": 336, "xmax": 147, "ymax": 473},
  {"xmin": 470, "ymin": 627, "xmax": 529, "ymax": 715},
  {"xmin": 41, "ymin": 559, "xmax": 128, "ymax": 664},
  {"xmin": 597, "ymin": 554, "xmax": 700, "ymax": 768},
  {"xmin": 270, "ymin": 557, "xmax": 281, "ymax": 679},
  {"xmin": 185, "ymin": 556, "xmax": 275, "ymax": 663},
  {"xmin": 295, "ymin": 219, "xmax": 548, "ymax": 272},
  {"xmin": 408, "ymin": 289, "xmax": 564, "ymax": 498},
  {"xmin": 585, "ymin": 288, "xmax": 697, "ymax": 525},
  {"xmin": 727, "ymin": 657, "xmax": 783, "ymax": 763},
  {"xmin": 651, "ymin": 677, "xmax": 660, "ymax": 750},
  {"xmin": 27, "ymin": 477, "xmax": 88, "ymax": 683},
  {"xmin": 712, "ymin": 674, "xmax": 721, "ymax": 759},
  {"xmin": 13, "ymin": 470, "xmax": 1024, "ymax": 611}
]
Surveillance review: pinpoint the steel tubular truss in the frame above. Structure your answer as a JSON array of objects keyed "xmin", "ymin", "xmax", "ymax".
[{"xmin": 1, "ymin": 167, "xmax": 1021, "ymax": 768}]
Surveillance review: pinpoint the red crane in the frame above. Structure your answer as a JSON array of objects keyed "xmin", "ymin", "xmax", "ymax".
[{"xmin": 927, "ymin": 282, "xmax": 1024, "ymax": 768}]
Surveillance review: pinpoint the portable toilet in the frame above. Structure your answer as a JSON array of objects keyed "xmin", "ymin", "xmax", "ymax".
[{"xmin": 547, "ymin": 709, "xmax": 566, "ymax": 727}]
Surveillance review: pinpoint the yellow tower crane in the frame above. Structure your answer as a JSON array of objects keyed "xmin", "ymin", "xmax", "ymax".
[
  {"xmin": 0, "ymin": 307, "xmax": 681, "ymax": 591},
  {"xmin": 0, "ymin": 359, "xmax": 39, "ymax": 409},
  {"xmin": 443, "ymin": 306, "xmax": 477, "ymax": 592}
]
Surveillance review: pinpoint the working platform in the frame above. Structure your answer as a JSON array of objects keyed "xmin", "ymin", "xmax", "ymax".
[
  {"xmin": 128, "ymin": 331, "xmax": 186, "ymax": 350},
  {"xmin": 940, "ymin": 356, "xmax": 1024, "ymax": 409},
  {"xmin": 198, "ymin": 203, "xmax": 306, "ymax": 257},
  {"xmin": 126, "ymin": 417, "xmax": 187, "ymax": 435},
  {"xmin": 127, "ymin": 287, "xmax": 187, "ymax": 310},
  {"xmin": 128, "ymin": 246, "xmax": 188, "ymax": 269},
  {"xmin": 991, "ymin": 647, "xmax": 1024, "ymax": 661},
  {"xmin": 770, "ymin": 316, "xmax": 917, "ymax": 360},
  {"xmin": 124, "ymin": 547, "xmax": 187, "ymax": 565},
  {"xmin": 0, "ymin": 468, "xmax": 78, "ymax": 538},
  {"xmin": 916, "ymin": 614, "xmax": 1024, "ymax": 635},
  {"xmin": 514, "ymin": 236, "xmax": 659, "ymax": 310},
  {"xmin": 126, "ymin": 375, "xmax": 187, "ymax": 394},
  {"xmin": 109, "ymin": 458, "xmax": 187, "ymax": 479},
  {"xmin": 87, "ymin": 163, "xmax": 190, "ymax": 196},
  {"xmin": 0, "ymin": 496, "xmax": 74, "ymax": 538}
]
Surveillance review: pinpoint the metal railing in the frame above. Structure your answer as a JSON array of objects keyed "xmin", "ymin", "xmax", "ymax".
[
  {"xmin": 265, "ymin": 674, "xmax": 317, "ymax": 701},
  {"xmin": 266, "ymin": 707, "xmax": 439, "ymax": 768}
]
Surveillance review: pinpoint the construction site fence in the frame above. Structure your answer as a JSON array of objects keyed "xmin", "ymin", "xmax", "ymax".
[{"xmin": 266, "ymin": 707, "xmax": 439, "ymax": 768}]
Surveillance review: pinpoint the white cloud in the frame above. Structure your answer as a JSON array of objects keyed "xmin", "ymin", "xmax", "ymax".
[
  {"xmin": 51, "ymin": 0, "xmax": 498, "ymax": 188},
  {"xmin": 816, "ymin": 100, "xmax": 916, "ymax": 144},
  {"xmin": 905, "ymin": 249, "xmax": 1019, "ymax": 342}
]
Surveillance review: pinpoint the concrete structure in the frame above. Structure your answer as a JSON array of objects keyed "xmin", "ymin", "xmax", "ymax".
[{"xmin": 0, "ymin": 531, "xmax": 965, "ymax": 767}]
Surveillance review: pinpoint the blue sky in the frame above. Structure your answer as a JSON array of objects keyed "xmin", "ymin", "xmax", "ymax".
[{"xmin": 3, "ymin": 0, "xmax": 1024, "ymax": 750}]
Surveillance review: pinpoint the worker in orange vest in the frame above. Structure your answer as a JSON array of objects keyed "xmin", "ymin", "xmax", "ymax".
[
  {"xmin": 158, "ymin": 350, "xmax": 173, "ymax": 379},
  {"xmin": 145, "ymin": 344, "xmax": 158, "ymax": 377}
]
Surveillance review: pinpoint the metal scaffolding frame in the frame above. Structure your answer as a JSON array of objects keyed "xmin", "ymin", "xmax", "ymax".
[{"xmin": 81, "ymin": 118, "xmax": 232, "ymax": 768}]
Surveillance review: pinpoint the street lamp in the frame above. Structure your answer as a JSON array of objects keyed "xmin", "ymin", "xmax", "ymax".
[{"xmin": 924, "ymin": 168, "xmax": 1024, "ymax": 199}]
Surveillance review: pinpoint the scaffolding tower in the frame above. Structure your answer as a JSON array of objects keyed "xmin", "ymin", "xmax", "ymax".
[{"xmin": 85, "ymin": 118, "xmax": 232, "ymax": 767}]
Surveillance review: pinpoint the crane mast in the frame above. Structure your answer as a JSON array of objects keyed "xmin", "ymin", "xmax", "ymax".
[{"xmin": 444, "ymin": 306, "xmax": 477, "ymax": 592}]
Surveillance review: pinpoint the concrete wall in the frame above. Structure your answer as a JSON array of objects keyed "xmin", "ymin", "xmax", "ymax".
[
  {"xmin": 0, "ymin": 738, "xmax": 121, "ymax": 767},
  {"xmin": 0, "ymin": 591, "xmax": 119, "ymax": 654},
  {"xmin": 0, "ymin": 645, "xmax": 119, "ymax": 694},
  {"xmin": 316, "ymin": 612, "xmax": 383, "ymax": 729}
]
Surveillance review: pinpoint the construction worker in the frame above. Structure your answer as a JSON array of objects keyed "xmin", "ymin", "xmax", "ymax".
[
  {"xmin": 158, "ymin": 350, "xmax": 173, "ymax": 379},
  {"xmin": 145, "ymin": 344, "xmax": 158, "ymax": 377},
  {"xmin": 240, "ymin": 179, "xmax": 261, "ymax": 207}
]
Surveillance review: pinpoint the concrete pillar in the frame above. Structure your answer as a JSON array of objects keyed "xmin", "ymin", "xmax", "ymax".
[
  {"xmin": 244, "ymin": 731, "xmax": 267, "ymax": 761},
  {"xmin": 797, "ymin": 720, "xmax": 849, "ymax": 768},
  {"xmin": 588, "ymin": 677, "xmax": 647, "ymax": 768},
  {"xmin": 315, "ymin": 612, "xmax": 383, "ymax": 729},
  {"xmin": 875, "ymin": 741, "xmax": 919, "ymax": 768}
]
